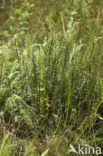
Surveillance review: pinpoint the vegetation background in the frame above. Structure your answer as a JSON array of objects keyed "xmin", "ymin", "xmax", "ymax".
[{"xmin": 0, "ymin": 0, "xmax": 103, "ymax": 155}]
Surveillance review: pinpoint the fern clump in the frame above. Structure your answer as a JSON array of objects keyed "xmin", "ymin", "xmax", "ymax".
[{"xmin": 0, "ymin": 0, "xmax": 103, "ymax": 155}]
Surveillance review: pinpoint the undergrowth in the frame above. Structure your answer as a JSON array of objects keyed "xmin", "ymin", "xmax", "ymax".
[{"xmin": 0, "ymin": 0, "xmax": 103, "ymax": 155}]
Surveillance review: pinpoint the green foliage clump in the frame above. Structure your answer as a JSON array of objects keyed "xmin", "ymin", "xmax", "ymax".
[{"xmin": 0, "ymin": 0, "xmax": 103, "ymax": 155}]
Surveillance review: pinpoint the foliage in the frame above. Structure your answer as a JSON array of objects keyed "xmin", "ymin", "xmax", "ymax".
[{"xmin": 0, "ymin": 0, "xmax": 103, "ymax": 155}]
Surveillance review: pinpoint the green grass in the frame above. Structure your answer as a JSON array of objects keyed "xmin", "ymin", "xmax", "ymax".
[{"xmin": 0, "ymin": 0, "xmax": 103, "ymax": 155}]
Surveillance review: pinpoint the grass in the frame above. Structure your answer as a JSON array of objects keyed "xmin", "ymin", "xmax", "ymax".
[{"xmin": 0, "ymin": 0, "xmax": 103, "ymax": 155}]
